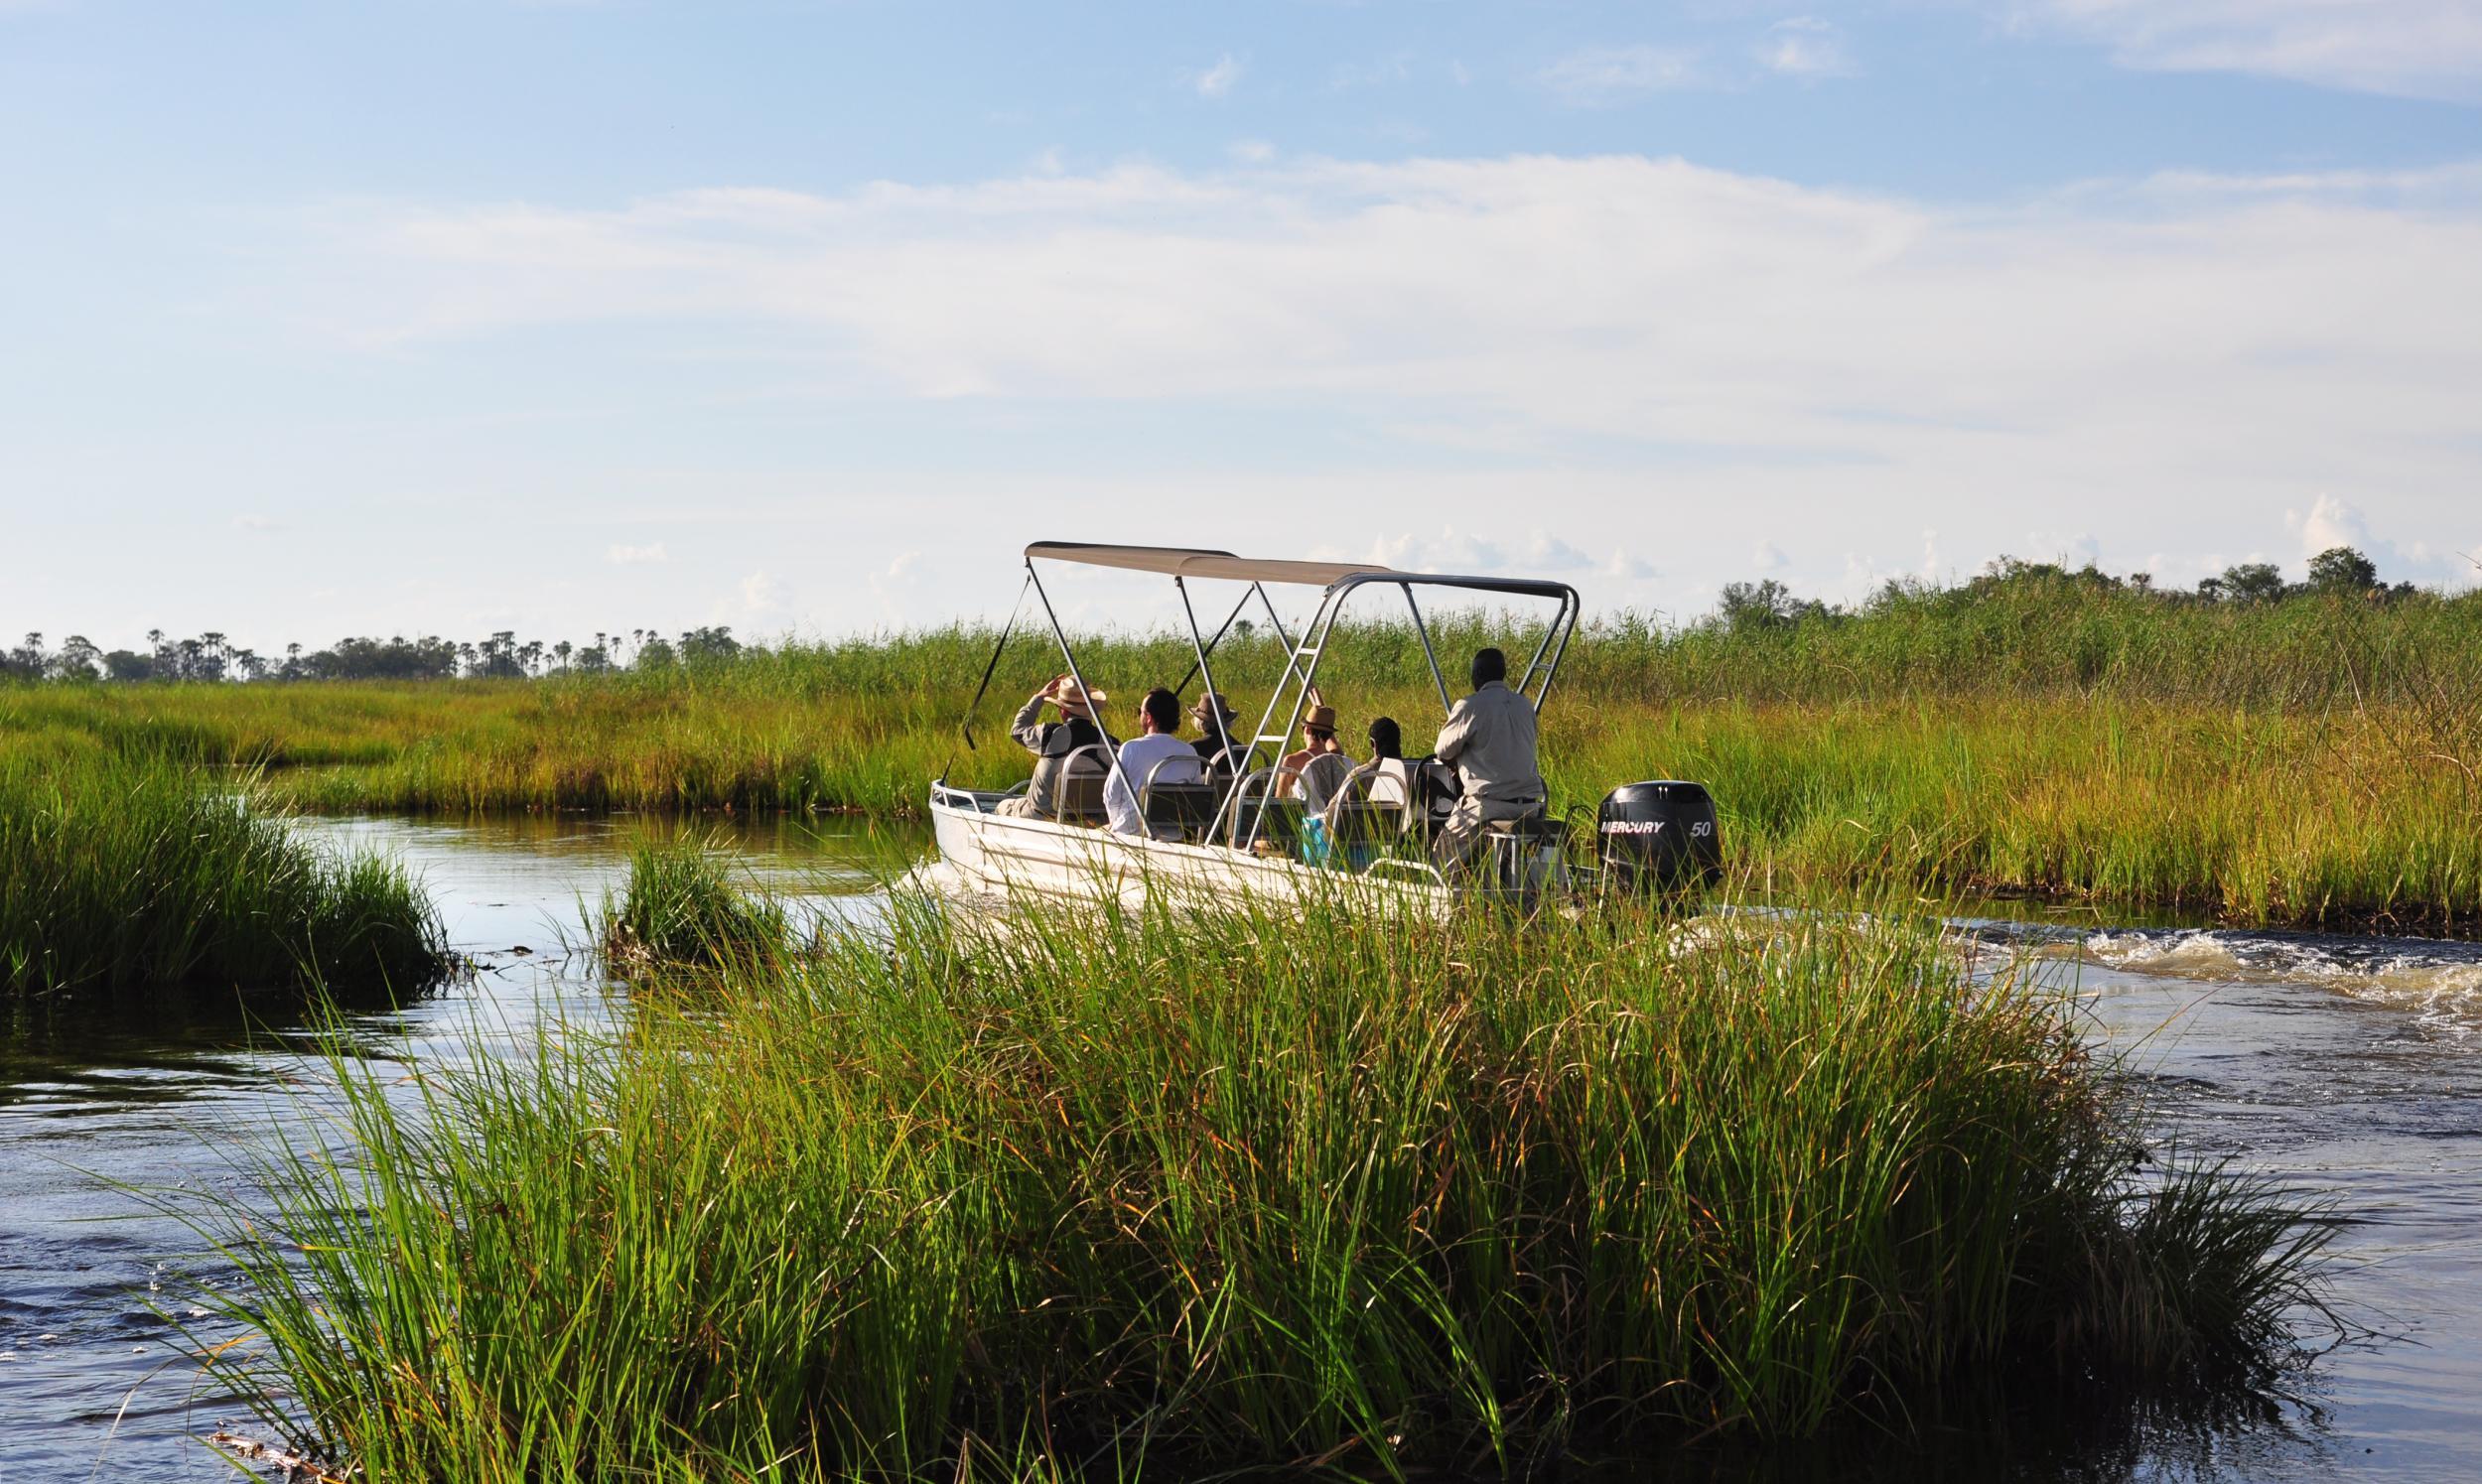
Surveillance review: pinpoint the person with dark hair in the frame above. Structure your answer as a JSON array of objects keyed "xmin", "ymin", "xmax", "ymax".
[
  {"xmin": 1430, "ymin": 646, "xmax": 1545, "ymax": 876},
  {"xmin": 1366, "ymin": 716, "xmax": 1402, "ymax": 762},
  {"xmin": 1316, "ymin": 715, "xmax": 1417, "ymax": 847},
  {"xmin": 1105, "ymin": 685, "xmax": 1204, "ymax": 836},
  {"xmin": 997, "ymin": 675, "xmax": 1118, "ymax": 820}
]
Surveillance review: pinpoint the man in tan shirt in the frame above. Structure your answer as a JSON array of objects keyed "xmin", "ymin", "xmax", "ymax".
[
  {"xmin": 1430, "ymin": 647, "xmax": 1546, "ymax": 876},
  {"xmin": 995, "ymin": 675, "xmax": 1117, "ymax": 820}
]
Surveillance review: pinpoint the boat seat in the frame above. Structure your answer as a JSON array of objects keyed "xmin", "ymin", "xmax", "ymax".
[
  {"xmin": 1053, "ymin": 772, "xmax": 1109, "ymax": 825},
  {"xmin": 1228, "ymin": 795, "xmax": 1304, "ymax": 853},
  {"xmin": 1327, "ymin": 798, "xmax": 1406, "ymax": 846},
  {"xmin": 1145, "ymin": 782, "xmax": 1220, "ymax": 840},
  {"xmin": 1051, "ymin": 742, "xmax": 1114, "ymax": 825},
  {"xmin": 1479, "ymin": 811, "xmax": 1565, "ymax": 890}
]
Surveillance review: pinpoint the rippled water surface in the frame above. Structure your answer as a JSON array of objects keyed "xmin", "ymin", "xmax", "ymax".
[{"xmin": 4, "ymin": 817, "xmax": 2479, "ymax": 1480}]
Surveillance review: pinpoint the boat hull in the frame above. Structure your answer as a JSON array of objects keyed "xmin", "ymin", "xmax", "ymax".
[{"xmin": 923, "ymin": 793, "xmax": 1453, "ymax": 913}]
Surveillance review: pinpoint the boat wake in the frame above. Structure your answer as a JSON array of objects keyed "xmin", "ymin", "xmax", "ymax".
[{"xmin": 2079, "ymin": 926, "xmax": 2482, "ymax": 1036}]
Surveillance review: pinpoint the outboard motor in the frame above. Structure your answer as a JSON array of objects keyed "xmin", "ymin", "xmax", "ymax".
[{"xmin": 1597, "ymin": 781, "xmax": 1723, "ymax": 892}]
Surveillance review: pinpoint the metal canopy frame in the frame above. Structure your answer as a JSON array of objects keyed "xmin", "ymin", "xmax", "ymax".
[{"xmin": 952, "ymin": 542, "xmax": 1582, "ymax": 853}]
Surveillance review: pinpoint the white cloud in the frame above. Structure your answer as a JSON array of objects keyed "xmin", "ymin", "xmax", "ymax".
[
  {"xmin": 269, "ymin": 154, "xmax": 2482, "ymax": 612},
  {"xmin": 2004, "ymin": 0, "xmax": 2482, "ymax": 102},
  {"xmin": 607, "ymin": 542, "xmax": 668, "ymax": 565},
  {"xmin": 739, "ymin": 570, "xmax": 779, "ymax": 615},
  {"xmin": 1752, "ymin": 540, "xmax": 1790, "ymax": 572},
  {"xmin": 233, "ymin": 514, "xmax": 282, "ymax": 532},
  {"xmin": 1355, "ymin": 528, "xmax": 1657, "ymax": 588},
  {"xmin": 1758, "ymin": 17, "xmax": 1855, "ymax": 77},
  {"xmin": 2287, "ymin": 492, "xmax": 2369, "ymax": 558},
  {"xmin": 2280, "ymin": 492, "xmax": 2478, "ymax": 584},
  {"xmin": 1189, "ymin": 53, "xmax": 1245, "ymax": 100},
  {"xmin": 1536, "ymin": 45, "xmax": 1705, "ymax": 104},
  {"xmin": 1228, "ymin": 139, "xmax": 1276, "ymax": 165}
]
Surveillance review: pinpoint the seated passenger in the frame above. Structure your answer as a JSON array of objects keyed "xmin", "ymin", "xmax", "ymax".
[
  {"xmin": 1281, "ymin": 697, "xmax": 1357, "ymax": 813},
  {"xmin": 1189, "ymin": 691, "xmax": 1248, "ymax": 778},
  {"xmin": 1322, "ymin": 717, "xmax": 1414, "ymax": 824},
  {"xmin": 995, "ymin": 675, "xmax": 1117, "ymax": 820},
  {"xmin": 1105, "ymin": 687, "xmax": 1206, "ymax": 836},
  {"xmin": 1430, "ymin": 647, "xmax": 1547, "ymax": 877}
]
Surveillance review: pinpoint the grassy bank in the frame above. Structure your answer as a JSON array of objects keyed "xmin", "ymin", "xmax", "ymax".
[
  {"xmin": 0, "ymin": 752, "xmax": 449, "ymax": 1002},
  {"xmin": 193, "ymin": 872, "xmax": 2328, "ymax": 1480},
  {"xmin": 6, "ymin": 584, "xmax": 2478, "ymax": 929}
]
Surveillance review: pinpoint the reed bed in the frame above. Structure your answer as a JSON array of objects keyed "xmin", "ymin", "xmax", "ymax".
[
  {"xmin": 7, "ymin": 584, "xmax": 2478, "ymax": 927},
  {"xmin": 191, "ymin": 872, "xmax": 2329, "ymax": 1482},
  {"xmin": 0, "ymin": 751, "xmax": 449, "ymax": 1001}
]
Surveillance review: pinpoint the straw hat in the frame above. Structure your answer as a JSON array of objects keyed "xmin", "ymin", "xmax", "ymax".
[
  {"xmin": 1189, "ymin": 691, "xmax": 1239, "ymax": 728},
  {"xmin": 1303, "ymin": 702, "xmax": 1339, "ymax": 733},
  {"xmin": 1044, "ymin": 676, "xmax": 1107, "ymax": 715}
]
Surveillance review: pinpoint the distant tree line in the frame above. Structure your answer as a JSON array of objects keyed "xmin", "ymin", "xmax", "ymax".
[
  {"xmin": 0, "ymin": 546, "xmax": 2449, "ymax": 683},
  {"xmin": 0, "ymin": 625, "xmax": 745, "ymax": 683},
  {"xmin": 1711, "ymin": 545, "xmax": 2419, "ymax": 631}
]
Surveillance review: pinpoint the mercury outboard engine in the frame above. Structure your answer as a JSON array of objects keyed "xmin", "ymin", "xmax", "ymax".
[{"xmin": 1597, "ymin": 781, "xmax": 1723, "ymax": 892}]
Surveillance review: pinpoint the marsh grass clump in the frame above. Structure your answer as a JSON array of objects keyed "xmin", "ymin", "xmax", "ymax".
[
  {"xmin": 0, "ymin": 753, "xmax": 447, "ymax": 1001},
  {"xmin": 598, "ymin": 832, "xmax": 796, "ymax": 975},
  {"xmin": 198, "ymin": 885, "xmax": 2330, "ymax": 1480}
]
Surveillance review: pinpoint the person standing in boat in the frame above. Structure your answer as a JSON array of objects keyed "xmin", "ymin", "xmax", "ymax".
[
  {"xmin": 1105, "ymin": 687, "xmax": 1206, "ymax": 836},
  {"xmin": 996, "ymin": 675, "xmax": 1117, "ymax": 820},
  {"xmin": 1430, "ymin": 647, "xmax": 1546, "ymax": 875}
]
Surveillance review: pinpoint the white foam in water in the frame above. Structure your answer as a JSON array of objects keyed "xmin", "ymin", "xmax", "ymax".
[{"xmin": 2084, "ymin": 928, "xmax": 2482, "ymax": 1036}]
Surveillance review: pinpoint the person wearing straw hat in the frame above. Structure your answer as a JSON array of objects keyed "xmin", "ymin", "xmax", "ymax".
[
  {"xmin": 996, "ymin": 674, "xmax": 1119, "ymax": 820},
  {"xmin": 1188, "ymin": 691, "xmax": 1247, "ymax": 778},
  {"xmin": 1280, "ymin": 690, "xmax": 1357, "ymax": 813}
]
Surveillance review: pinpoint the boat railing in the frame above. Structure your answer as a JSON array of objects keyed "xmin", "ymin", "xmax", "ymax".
[{"xmin": 1362, "ymin": 857, "xmax": 1448, "ymax": 888}]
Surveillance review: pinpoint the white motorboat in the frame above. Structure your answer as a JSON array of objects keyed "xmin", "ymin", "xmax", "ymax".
[{"xmin": 921, "ymin": 541, "xmax": 1721, "ymax": 909}]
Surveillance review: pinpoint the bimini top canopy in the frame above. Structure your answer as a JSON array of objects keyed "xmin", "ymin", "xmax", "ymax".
[{"xmin": 1025, "ymin": 541, "xmax": 1577, "ymax": 601}]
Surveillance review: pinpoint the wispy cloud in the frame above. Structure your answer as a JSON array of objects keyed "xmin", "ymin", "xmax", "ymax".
[
  {"xmin": 1535, "ymin": 44, "xmax": 1705, "ymax": 105},
  {"xmin": 2003, "ymin": 0, "xmax": 2482, "ymax": 102},
  {"xmin": 1757, "ymin": 17, "xmax": 1855, "ymax": 77},
  {"xmin": 278, "ymin": 155, "xmax": 2482, "ymax": 603},
  {"xmin": 232, "ymin": 514, "xmax": 283, "ymax": 532},
  {"xmin": 1188, "ymin": 53, "xmax": 1245, "ymax": 100},
  {"xmin": 607, "ymin": 542, "xmax": 669, "ymax": 565}
]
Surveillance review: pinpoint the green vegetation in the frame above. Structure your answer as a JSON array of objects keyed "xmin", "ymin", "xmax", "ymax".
[
  {"xmin": 8, "ymin": 568, "xmax": 2479, "ymax": 927},
  {"xmin": 0, "ymin": 752, "xmax": 449, "ymax": 1001},
  {"xmin": 190, "ymin": 872, "xmax": 2329, "ymax": 1481},
  {"xmin": 598, "ymin": 831, "xmax": 796, "ymax": 975}
]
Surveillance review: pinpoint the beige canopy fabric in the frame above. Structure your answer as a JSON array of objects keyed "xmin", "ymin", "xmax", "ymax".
[{"xmin": 1025, "ymin": 541, "xmax": 1396, "ymax": 589}]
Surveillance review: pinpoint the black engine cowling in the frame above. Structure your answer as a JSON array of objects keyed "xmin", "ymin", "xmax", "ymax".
[{"xmin": 1597, "ymin": 781, "xmax": 1723, "ymax": 892}]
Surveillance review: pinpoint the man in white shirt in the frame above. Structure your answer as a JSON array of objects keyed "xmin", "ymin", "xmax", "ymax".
[{"xmin": 1105, "ymin": 687, "xmax": 1206, "ymax": 836}]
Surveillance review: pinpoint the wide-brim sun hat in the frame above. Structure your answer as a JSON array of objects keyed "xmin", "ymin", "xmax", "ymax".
[
  {"xmin": 1046, "ymin": 678, "xmax": 1108, "ymax": 713},
  {"xmin": 1189, "ymin": 691, "xmax": 1237, "ymax": 726},
  {"xmin": 1303, "ymin": 703, "xmax": 1338, "ymax": 732}
]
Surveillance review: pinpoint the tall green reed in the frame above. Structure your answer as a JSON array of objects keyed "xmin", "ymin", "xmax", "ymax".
[
  {"xmin": 0, "ymin": 751, "xmax": 448, "ymax": 1001},
  {"xmin": 191, "ymin": 877, "xmax": 2328, "ymax": 1481}
]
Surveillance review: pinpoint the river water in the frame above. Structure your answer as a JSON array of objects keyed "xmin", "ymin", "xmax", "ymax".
[{"xmin": 3, "ymin": 816, "xmax": 2478, "ymax": 1480}]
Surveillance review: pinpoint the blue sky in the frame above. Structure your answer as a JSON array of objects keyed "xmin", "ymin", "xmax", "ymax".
[{"xmin": 5, "ymin": 1, "xmax": 2481, "ymax": 648}]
